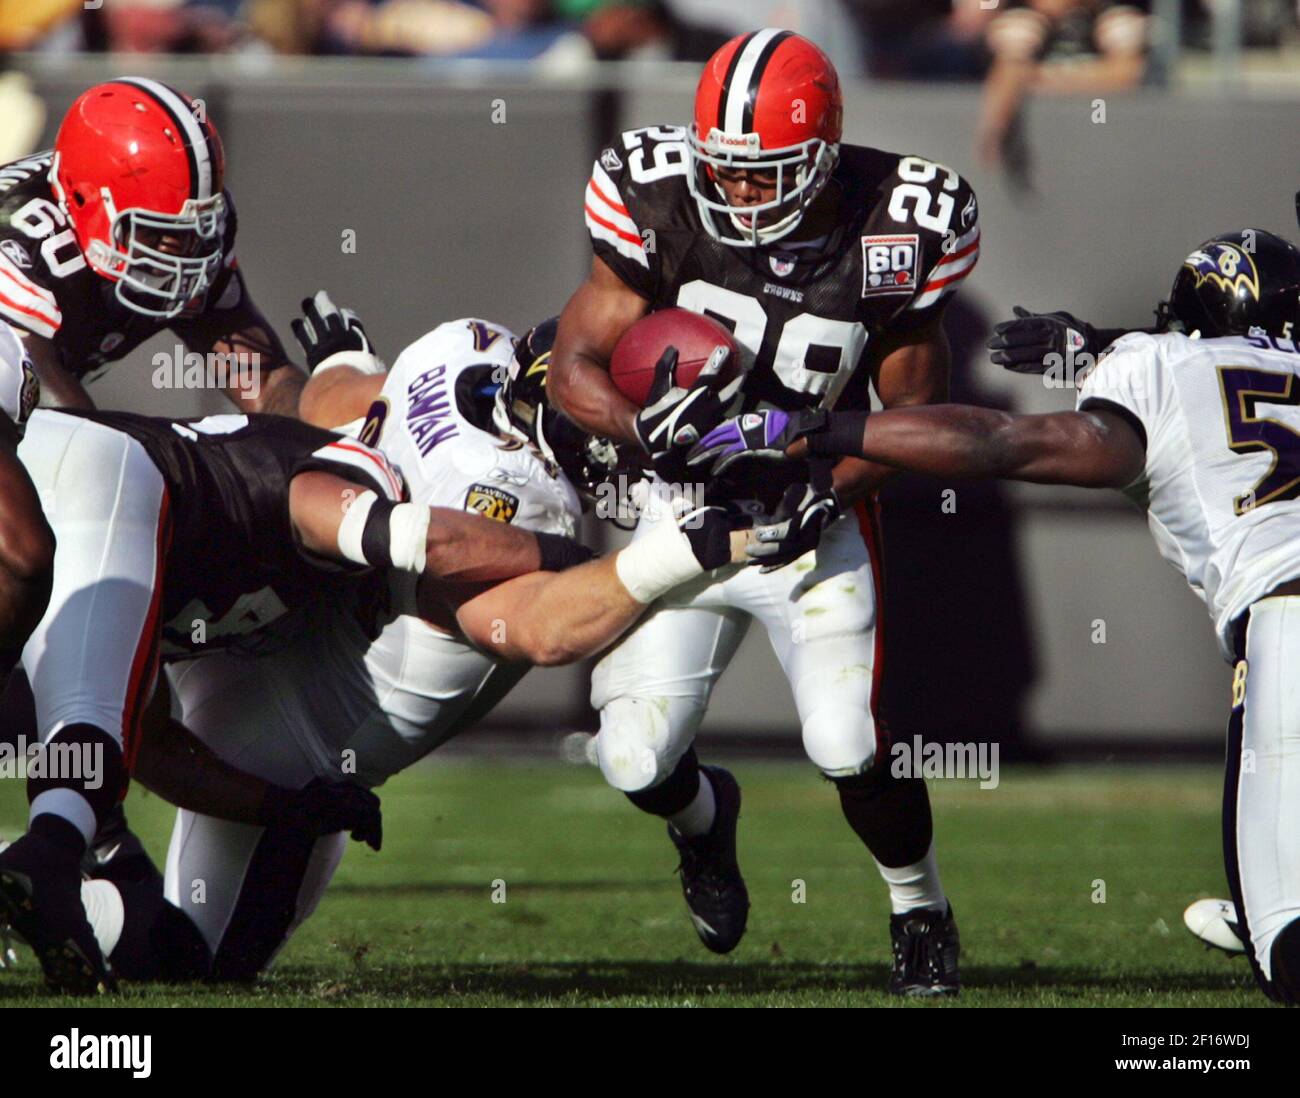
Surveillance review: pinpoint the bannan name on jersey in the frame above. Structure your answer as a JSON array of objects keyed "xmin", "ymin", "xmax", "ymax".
[{"xmin": 406, "ymin": 365, "xmax": 458, "ymax": 456}]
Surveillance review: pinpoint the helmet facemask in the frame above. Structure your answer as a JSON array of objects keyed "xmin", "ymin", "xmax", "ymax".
[
  {"xmin": 686, "ymin": 124, "xmax": 838, "ymax": 248},
  {"xmin": 87, "ymin": 191, "xmax": 227, "ymax": 319}
]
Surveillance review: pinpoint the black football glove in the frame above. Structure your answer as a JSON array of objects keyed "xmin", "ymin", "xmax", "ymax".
[
  {"xmin": 679, "ymin": 503, "xmax": 748, "ymax": 571},
  {"xmin": 290, "ymin": 290, "xmax": 384, "ymax": 375},
  {"xmin": 746, "ymin": 467, "xmax": 841, "ymax": 572},
  {"xmin": 987, "ymin": 306, "xmax": 1100, "ymax": 374},
  {"xmin": 633, "ymin": 343, "xmax": 742, "ymax": 483},
  {"xmin": 260, "ymin": 778, "xmax": 383, "ymax": 852}
]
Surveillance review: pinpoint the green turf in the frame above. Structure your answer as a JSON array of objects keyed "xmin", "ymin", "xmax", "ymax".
[{"xmin": 0, "ymin": 759, "xmax": 1264, "ymax": 1007}]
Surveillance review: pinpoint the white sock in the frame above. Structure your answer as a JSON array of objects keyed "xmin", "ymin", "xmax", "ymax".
[
  {"xmin": 667, "ymin": 769, "xmax": 717, "ymax": 837},
  {"xmin": 80, "ymin": 879, "xmax": 125, "ymax": 960},
  {"xmin": 875, "ymin": 842, "xmax": 947, "ymax": 915},
  {"xmin": 29, "ymin": 788, "xmax": 97, "ymax": 846}
]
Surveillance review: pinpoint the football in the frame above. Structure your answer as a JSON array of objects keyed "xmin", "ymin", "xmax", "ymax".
[{"xmin": 608, "ymin": 307, "xmax": 741, "ymax": 407}]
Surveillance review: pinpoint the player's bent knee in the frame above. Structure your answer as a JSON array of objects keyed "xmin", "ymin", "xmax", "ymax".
[
  {"xmin": 596, "ymin": 695, "xmax": 698, "ymax": 793},
  {"xmin": 801, "ymin": 704, "xmax": 877, "ymax": 778}
]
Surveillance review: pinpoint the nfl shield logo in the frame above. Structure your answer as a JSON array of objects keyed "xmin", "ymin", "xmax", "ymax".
[
  {"xmin": 769, "ymin": 255, "xmax": 795, "ymax": 278},
  {"xmin": 600, "ymin": 147, "xmax": 623, "ymax": 172}
]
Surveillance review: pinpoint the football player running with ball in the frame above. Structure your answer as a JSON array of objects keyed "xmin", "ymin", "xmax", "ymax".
[
  {"xmin": 694, "ymin": 230, "xmax": 1300, "ymax": 1005},
  {"xmin": 549, "ymin": 29, "xmax": 979, "ymax": 994}
]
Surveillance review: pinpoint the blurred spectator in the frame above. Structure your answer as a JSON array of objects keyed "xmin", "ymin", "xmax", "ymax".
[
  {"xmin": 249, "ymin": 0, "xmax": 579, "ymax": 58},
  {"xmin": 975, "ymin": 1, "xmax": 1150, "ymax": 171},
  {"xmin": 0, "ymin": 69, "xmax": 46, "ymax": 160},
  {"xmin": 662, "ymin": 1, "xmax": 864, "ymax": 68},
  {"xmin": 577, "ymin": 1, "xmax": 672, "ymax": 60},
  {"xmin": 99, "ymin": 0, "xmax": 244, "ymax": 54},
  {"xmin": 0, "ymin": 0, "xmax": 82, "ymax": 49},
  {"xmin": 848, "ymin": 0, "xmax": 998, "ymax": 80}
]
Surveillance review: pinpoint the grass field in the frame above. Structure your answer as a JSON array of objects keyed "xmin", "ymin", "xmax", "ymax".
[{"xmin": 0, "ymin": 758, "xmax": 1264, "ymax": 1007}]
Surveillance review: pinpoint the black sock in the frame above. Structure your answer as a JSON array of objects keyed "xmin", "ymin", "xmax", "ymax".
[
  {"xmin": 832, "ymin": 763, "xmax": 933, "ymax": 868},
  {"xmin": 30, "ymin": 812, "xmax": 88, "ymax": 859},
  {"xmin": 625, "ymin": 748, "xmax": 702, "ymax": 818},
  {"xmin": 27, "ymin": 722, "xmax": 126, "ymax": 831}
]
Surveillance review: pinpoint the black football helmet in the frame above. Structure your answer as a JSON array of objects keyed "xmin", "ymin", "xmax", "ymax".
[
  {"xmin": 492, "ymin": 317, "xmax": 636, "ymax": 501},
  {"xmin": 1157, "ymin": 229, "xmax": 1300, "ymax": 339}
]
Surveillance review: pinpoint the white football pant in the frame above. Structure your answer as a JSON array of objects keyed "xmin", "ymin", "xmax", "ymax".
[
  {"xmin": 1226, "ymin": 595, "xmax": 1300, "ymax": 987},
  {"xmin": 19, "ymin": 411, "xmax": 168, "ymax": 760},
  {"xmin": 594, "ymin": 500, "xmax": 885, "ymax": 790},
  {"xmin": 163, "ymin": 589, "xmax": 505, "ymax": 962}
]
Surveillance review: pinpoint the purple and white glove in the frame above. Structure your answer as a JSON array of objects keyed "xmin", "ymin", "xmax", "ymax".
[{"xmin": 688, "ymin": 408, "xmax": 828, "ymax": 477}]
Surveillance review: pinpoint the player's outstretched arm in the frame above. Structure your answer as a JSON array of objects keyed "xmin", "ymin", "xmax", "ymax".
[
  {"xmin": 293, "ymin": 292, "xmax": 387, "ymax": 428},
  {"xmin": 830, "ymin": 317, "xmax": 952, "ymax": 506},
  {"xmin": 453, "ymin": 503, "xmax": 748, "ymax": 666},
  {"xmin": 988, "ymin": 306, "xmax": 1145, "ymax": 373},
  {"xmin": 299, "ymin": 368, "xmax": 383, "ymax": 430},
  {"xmin": 550, "ymin": 255, "xmax": 649, "ymax": 443},
  {"xmin": 288, "ymin": 471, "xmax": 588, "ymax": 582},
  {"xmin": 454, "ymin": 558, "xmax": 646, "ymax": 666},
  {"xmin": 791, "ymin": 404, "xmax": 1146, "ymax": 488},
  {"xmin": 174, "ymin": 286, "xmax": 306, "ymax": 416}
]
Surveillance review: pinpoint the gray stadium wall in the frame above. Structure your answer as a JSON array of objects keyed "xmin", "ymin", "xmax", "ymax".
[{"xmin": 9, "ymin": 57, "xmax": 1300, "ymax": 750}]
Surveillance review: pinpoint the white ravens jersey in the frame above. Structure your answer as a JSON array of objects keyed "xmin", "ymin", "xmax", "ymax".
[
  {"xmin": 1077, "ymin": 330, "xmax": 1300, "ymax": 658},
  {"xmin": 362, "ymin": 317, "xmax": 580, "ymax": 535},
  {"xmin": 249, "ymin": 317, "xmax": 583, "ymax": 784}
]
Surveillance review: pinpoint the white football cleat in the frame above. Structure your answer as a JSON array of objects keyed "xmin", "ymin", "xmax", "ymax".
[{"xmin": 1184, "ymin": 897, "xmax": 1246, "ymax": 954}]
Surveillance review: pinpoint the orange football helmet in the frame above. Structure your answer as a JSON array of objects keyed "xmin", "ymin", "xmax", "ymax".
[
  {"xmin": 50, "ymin": 77, "xmax": 228, "ymax": 318},
  {"xmin": 688, "ymin": 29, "xmax": 842, "ymax": 247}
]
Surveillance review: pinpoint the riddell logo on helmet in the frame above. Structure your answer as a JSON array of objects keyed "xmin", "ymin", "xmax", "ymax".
[{"xmin": 707, "ymin": 130, "xmax": 761, "ymax": 153}]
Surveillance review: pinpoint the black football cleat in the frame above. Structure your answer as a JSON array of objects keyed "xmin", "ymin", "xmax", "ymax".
[
  {"xmin": 0, "ymin": 833, "xmax": 116, "ymax": 995},
  {"xmin": 0, "ymin": 840, "xmax": 20, "ymax": 969},
  {"xmin": 668, "ymin": 765, "xmax": 750, "ymax": 954},
  {"xmin": 888, "ymin": 904, "xmax": 960, "ymax": 998},
  {"xmin": 82, "ymin": 803, "xmax": 163, "ymax": 890}
]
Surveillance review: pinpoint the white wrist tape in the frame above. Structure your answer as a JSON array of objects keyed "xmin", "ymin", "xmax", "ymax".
[
  {"xmin": 337, "ymin": 488, "xmax": 378, "ymax": 565},
  {"xmin": 388, "ymin": 502, "xmax": 431, "ymax": 573},
  {"xmin": 314, "ymin": 350, "xmax": 387, "ymax": 376},
  {"xmin": 615, "ymin": 511, "xmax": 703, "ymax": 604},
  {"xmin": 336, "ymin": 489, "xmax": 430, "ymax": 574}
]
